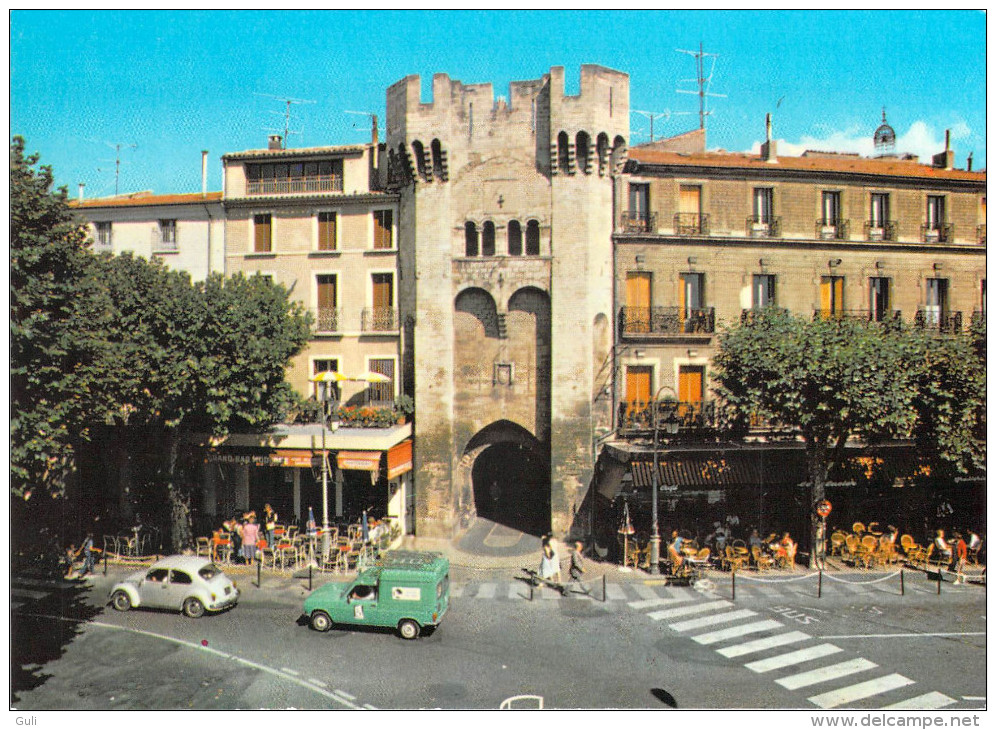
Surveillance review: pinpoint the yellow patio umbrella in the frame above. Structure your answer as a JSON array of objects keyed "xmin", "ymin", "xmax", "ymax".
[
  {"xmin": 352, "ymin": 371, "xmax": 391, "ymax": 383},
  {"xmin": 310, "ymin": 370, "xmax": 350, "ymax": 383}
]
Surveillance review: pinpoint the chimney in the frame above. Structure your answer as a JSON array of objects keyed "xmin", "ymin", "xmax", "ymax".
[
  {"xmin": 932, "ymin": 129, "xmax": 954, "ymax": 170},
  {"xmin": 201, "ymin": 150, "xmax": 208, "ymax": 197},
  {"xmin": 967, "ymin": 152, "xmax": 973, "ymax": 172},
  {"xmin": 268, "ymin": 134, "xmax": 283, "ymax": 151},
  {"xmin": 761, "ymin": 113, "xmax": 778, "ymax": 162},
  {"xmin": 78, "ymin": 182, "xmax": 85, "ymax": 203}
]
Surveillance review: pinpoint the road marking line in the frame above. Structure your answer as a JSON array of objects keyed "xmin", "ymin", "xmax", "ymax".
[
  {"xmin": 962, "ymin": 696, "xmax": 986, "ymax": 701},
  {"xmin": 632, "ymin": 584, "xmax": 660, "ymax": 601},
  {"xmin": 19, "ymin": 612, "xmax": 363, "ymax": 709},
  {"xmin": 647, "ymin": 599, "xmax": 731, "ymax": 621},
  {"xmin": 776, "ymin": 658, "xmax": 877, "ymax": 690},
  {"xmin": 717, "ymin": 630, "xmax": 811, "ymax": 658},
  {"xmin": 335, "ymin": 689, "xmax": 357, "ymax": 700},
  {"xmin": 808, "ymin": 673, "xmax": 915, "ymax": 709},
  {"xmin": 884, "ymin": 692, "xmax": 957, "ymax": 709},
  {"xmin": 628, "ymin": 595, "xmax": 695, "ymax": 610},
  {"xmin": 11, "ymin": 588, "xmax": 49, "ymax": 600},
  {"xmin": 281, "ymin": 667, "xmax": 300, "ymax": 676},
  {"xmin": 476, "ymin": 583, "xmax": 496, "ymax": 599},
  {"xmin": 695, "ymin": 620, "xmax": 785, "ymax": 646},
  {"xmin": 670, "ymin": 609, "xmax": 757, "ymax": 632},
  {"xmin": 746, "ymin": 644, "xmax": 842, "ymax": 673},
  {"xmin": 821, "ymin": 631, "xmax": 986, "ymax": 639},
  {"xmin": 605, "ymin": 583, "xmax": 627, "ymax": 601},
  {"xmin": 308, "ymin": 678, "xmax": 327, "ymax": 688}
]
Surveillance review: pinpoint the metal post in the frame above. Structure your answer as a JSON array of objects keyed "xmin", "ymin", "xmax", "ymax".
[
  {"xmin": 650, "ymin": 395, "xmax": 661, "ymax": 574},
  {"xmin": 900, "ymin": 568, "xmax": 904, "ymax": 596},
  {"xmin": 602, "ymin": 574, "xmax": 608, "ymax": 603},
  {"xmin": 257, "ymin": 559, "xmax": 262, "ymax": 588},
  {"xmin": 731, "ymin": 569, "xmax": 736, "ymax": 601},
  {"xmin": 529, "ymin": 583, "xmax": 534, "ymax": 602},
  {"xmin": 104, "ymin": 550, "xmax": 108, "ymax": 575},
  {"xmin": 937, "ymin": 568, "xmax": 942, "ymax": 595},
  {"xmin": 818, "ymin": 570, "xmax": 823, "ymax": 598}
]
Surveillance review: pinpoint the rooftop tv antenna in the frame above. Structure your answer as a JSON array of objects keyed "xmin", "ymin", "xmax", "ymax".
[
  {"xmin": 630, "ymin": 110, "xmax": 692, "ymax": 142},
  {"xmin": 97, "ymin": 141, "xmax": 137, "ymax": 196},
  {"xmin": 676, "ymin": 43, "xmax": 726, "ymax": 131},
  {"xmin": 344, "ymin": 110, "xmax": 379, "ymax": 139},
  {"xmin": 255, "ymin": 93, "xmax": 316, "ymax": 148}
]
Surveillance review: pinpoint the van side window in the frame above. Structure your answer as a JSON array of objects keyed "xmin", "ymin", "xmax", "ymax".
[{"xmin": 349, "ymin": 585, "xmax": 376, "ymax": 601}]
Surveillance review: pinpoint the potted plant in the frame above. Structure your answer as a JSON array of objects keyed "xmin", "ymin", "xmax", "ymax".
[{"xmin": 394, "ymin": 395, "xmax": 414, "ymax": 424}]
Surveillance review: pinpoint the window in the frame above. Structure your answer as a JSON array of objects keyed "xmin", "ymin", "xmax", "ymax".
[
  {"xmin": 508, "ymin": 220, "xmax": 522, "ymax": 256},
  {"xmin": 317, "ymin": 212, "xmax": 337, "ymax": 251},
  {"xmin": 482, "ymin": 221, "xmax": 496, "ymax": 256},
  {"xmin": 821, "ymin": 192, "xmax": 841, "ymax": 225},
  {"xmin": 677, "ymin": 185, "xmax": 703, "ymax": 234},
  {"xmin": 525, "ymin": 220, "xmax": 540, "ymax": 256},
  {"xmin": 870, "ymin": 194, "xmax": 890, "ymax": 227},
  {"xmin": 146, "ymin": 568, "xmax": 169, "ymax": 583},
  {"xmin": 624, "ymin": 365, "xmax": 652, "ymax": 414},
  {"xmin": 158, "ymin": 219, "xmax": 177, "ymax": 248},
  {"xmin": 926, "ymin": 196, "xmax": 946, "ymax": 230},
  {"xmin": 465, "ymin": 222, "xmax": 479, "ymax": 257},
  {"xmin": 316, "ymin": 275, "xmax": 338, "ymax": 332},
  {"xmin": 254, "ymin": 214, "xmax": 272, "ymax": 252},
  {"xmin": 170, "ymin": 570, "xmax": 193, "ymax": 585},
  {"xmin": 627, "ymin": 183, "xmax": 650, "ymax": 231},
  {"xmin": 368, "ymin": 273, "xmax": 395, "ymax": 331},
  {"xmin": 869, "ymin": 278, "xmax": 891, "ymax": 322},
  {"xmin": 368, "ymin": 358, "xmax": 395, "ymax": 404},
  {"xmin": 679, "ymin": 273, "xmax": 704, "ymax": 314},
  {"xmin": 313, "ymin": 358, "xmax": 340, "ymax": 401},
  {"xmin": 753, "ymin": 188, "xmax": 774, "ymax": 224},
  {"xmin": 557, "ymin": 131, "xmax": 571, "ymax": 174},
  {"xmin": 373, "ymin": 209, "xmax": 393, "ymax": 249},
  {"xmin": 925, "ymin": 278, "xmax": 948, "ymax": 325},
  {"xmin": 819, "ymin": 276, "xmax": 845, "ymax": 317},
  {"xmin": 625, "ymin": 272, "xmax": 652, "ymax": 334},
  {"xmin": 95, "ymin": 221, "xmax": 112, "ymax": 248},
  {"xmin": 245, "ymin": 158, "xmax": 343, "ymax": 194},
  {"xmin": 752, "ymin": 274, "xmax": 776, "ymax": 309}
]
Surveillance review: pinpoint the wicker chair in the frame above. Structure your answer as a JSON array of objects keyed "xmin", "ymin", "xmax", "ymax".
[{"xmin": 751, "ymin": 546, "xmax": 774, "ymax": 571}]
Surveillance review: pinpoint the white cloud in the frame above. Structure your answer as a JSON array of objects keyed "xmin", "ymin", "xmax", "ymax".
[{"xmin": 748, "ymin": 119, "xmax": 971, "ymax": 162}]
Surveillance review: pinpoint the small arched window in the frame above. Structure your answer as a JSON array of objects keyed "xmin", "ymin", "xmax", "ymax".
[
  {"xmin": 526, "ymin": 220, "xmax": 540, "ymax": 256},
  {"xmin": 465, "ymin": 222, "xmax": 479, "ymax": 257},
  {"xmin": 576, "ymin": 131, "xmax": 591, "ymax": 175},
  {"xmin": 508, "ymin": 220, "xmax": 522, "ymax": 256},
  {"xmin": 431, "ymin": 139, "xmax": 444, "ymax": 180},
  {"xmin": 596, "ymin": 133, "xmax": 610, "ymax": 176},
  {"xmin": 557, "ymin": 131, "xmax": 571, "ymax": 174},
  {"xmin": 412, "ymin": 140, "xmax": 427, "ymax": 180},
  {"xmin": 482, "ymin": 221, "xmax": 496, "ymax": 256}
]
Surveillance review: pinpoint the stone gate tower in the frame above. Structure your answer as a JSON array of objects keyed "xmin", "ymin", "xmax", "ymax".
[{"xmin": 387, "ymin": 66, "xmax": 628, "ymax": 539}]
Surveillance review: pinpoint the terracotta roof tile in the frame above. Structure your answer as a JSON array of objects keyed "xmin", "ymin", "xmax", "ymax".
[{"xmin": 70, "ymin": 191, "xmax": 223, "ymax": 209}]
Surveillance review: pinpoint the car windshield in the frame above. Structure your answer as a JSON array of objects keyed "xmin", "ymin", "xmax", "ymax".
[{"xmin": 198, "ymin": 564, "xmax": 221, "ymax": 580}]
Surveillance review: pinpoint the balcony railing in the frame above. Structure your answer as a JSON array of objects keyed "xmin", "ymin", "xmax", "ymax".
[
  {"xmin": 864, "ymin": 220, "xmax": 897, "ymax": 242},
  {"xmin": 151, "ymin": 232, "xmax": 178, "ymax": 251},
  {"xmin": 362, "ymin": 307, "xmax": 398, "ymax": 332},
  {"xmin": 978, "ymin": 224, "xmax": 986, "ymax": 244},
  {"xmin": 921, "ymin": 223, "xmax": 953, "ymax": 243},
  {"xmin": 619, "ymin": 306, "xmax": 715, "ymax": 337},
  {"xmin": 618, "ymin": 399, "xmax": 717, "ymax": 434},
  {"xmin": 812, "ymin": 309, "xmax": 903, "ymax": 326},
  {"xmin": 815, "ymin": 219, "xmax": 849, "ymax": 241},
  {"xmin": 247, "ymin": 175, "xmax": 344, "ymax": 196},
  {"xmin": 674, "ymin": 212, "xmax": 710, "ymax": 236},
  {"xmin": 914, "ymin": 309, "xmax": 962, "ymax": 333},
  {"xmin": 313, "ymin": 308, "xmax": 340, "ymax": 334},
  {"xmin": 620, "ymin": 210, "xmax": 657, "ymax": 234},
  {"xmin": 746, "ymin": 216, "xmax": 781, "ymax": 238}
]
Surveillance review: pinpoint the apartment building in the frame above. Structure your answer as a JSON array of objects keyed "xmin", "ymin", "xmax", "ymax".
[{"xmin": 596, "ymin": 122, "xmax": 986, "ymax": 552}]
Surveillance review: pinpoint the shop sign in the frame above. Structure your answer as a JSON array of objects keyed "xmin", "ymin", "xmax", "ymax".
[
  {"xmin": 387, "ymin": 440, "xmax": 413, "ymax": 479},
  {"xmin": 338, "ymin": 450, "xmax": 381, "ymax": 472},
  {"xmin": 207, "ymin": 449, "xmax": 316, "ymax": 468}
]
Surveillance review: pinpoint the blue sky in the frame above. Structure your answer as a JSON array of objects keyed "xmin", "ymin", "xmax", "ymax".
[{"xmin": 10, "ymin": 10, "xmax": 987, "ymax": 197}]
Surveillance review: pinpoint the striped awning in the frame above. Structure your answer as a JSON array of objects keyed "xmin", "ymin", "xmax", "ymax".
[{"xmin": 631, "ymin": 454, "xmax": 765, "ymax": 489}]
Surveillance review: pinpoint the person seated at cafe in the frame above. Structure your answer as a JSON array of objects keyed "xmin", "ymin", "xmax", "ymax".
[
  {"xmin": 748, "ymin": 528, "xmax": 763, "ymax": 550},
  {"xmin": 707, "ymin": 522, "xmax": 729, "ymax": 553},
  {"xmin": 934, "ymin": 529, "xmax": 953, "ymax": 561},
  {"xmin": 778, "ymin": 532, "xmax": 797, "ymax": 570}
]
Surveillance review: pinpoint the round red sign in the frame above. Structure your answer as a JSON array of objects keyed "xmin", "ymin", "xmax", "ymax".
[{"xmin": 815, "ymin": 499, "xmax": 832, "ymax": 518}]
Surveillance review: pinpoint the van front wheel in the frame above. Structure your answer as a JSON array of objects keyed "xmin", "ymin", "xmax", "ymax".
[
  {"xmin": 310, "ymin": 611, "xmax": 332, "ymax": 632},
  {"xmin": 398, "ymin": 619, "xmax": 420, "ymax": 640}
]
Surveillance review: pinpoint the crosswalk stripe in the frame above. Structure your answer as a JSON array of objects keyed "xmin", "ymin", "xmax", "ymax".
[
  {"xmin": 809, "ymin": 673, "xmax": 915, "ymax": 709},
  {"xmin": 605, "ymin": 583, "xmax": 627, "ymax": 601},
  {"xmin": 647, "ymin": 600, "xmax": 731, "ymax": 621},
  {"xmin": 717, "ymin": 630, "xmax": 811, "ymax": 658},
  {"xmin": 633, "ymin": 584, "xmax": 660, "ymax": 600},
  {"xmin": 476, "ymin": 583, "xmax": 496, "ymax": 599},
  {"xmin": 694, "ymin": 620, "xmax": 785, "ymax": 646},
  {"xmin": 776, "ymin": 658, "xmax": 877, "ymax": 690},
  {"xmin": 628, "ymin": 595, "xmax": 695, "ymax": 610},
  {"xmin": 670, "ymin": 609, "xmax": 757, "ymax": 632},
  {"xmin": 882, "ymin": 692, "xmax": 957, "ymax": 710},
  {"xmin": 746, "ymin": 644, "xmax": 843, "ymax": 673}
]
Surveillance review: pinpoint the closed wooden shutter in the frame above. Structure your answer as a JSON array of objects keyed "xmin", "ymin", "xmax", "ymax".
[
  {"xmin": 679, "ymin": 186, "xmax": 701, "ymax": 214},
  {"xmin": 374, "ymin": 210, "xmax": 393, "ymax": 249},
  {"xmin": 678, "ymin": 366, "xmax": 704, "ymax": 403},
  {"xmin": 626, "ymin": 272, "xmax": 651, "ymax": 333},
  {"xmin": 625, "ymin": 366, "xmax": 652, "ymax": 415},
  {"xmin": 254, "ymin": 214, "xmax": 272, "ymax": 252},
  {"xmin": 372, "ymin": 274, "xmax": 393, "ymax": 309},
  {"xmin": 318, "ymin": 212, "xmax": 336, "ymax": 251}
]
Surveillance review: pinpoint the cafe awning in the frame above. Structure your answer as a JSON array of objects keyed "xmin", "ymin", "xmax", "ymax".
[{"xmin": 387, "ymin": 440, "xmax": 413, "ymax": 480}]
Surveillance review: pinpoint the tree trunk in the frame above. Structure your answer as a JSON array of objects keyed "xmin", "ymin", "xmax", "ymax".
[
  {"xmin": 165, "ymin": 432, "xmax": 193, "ymax": 553},
  {"xmin": 806, "ymin": 441, "xmax": 830, "ymax": 569}
]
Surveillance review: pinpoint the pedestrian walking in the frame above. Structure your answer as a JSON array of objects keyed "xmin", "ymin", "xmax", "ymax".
[
  {"xmin": 952, "ymin": 531, "xmax": 967, "ymax": 584},
  {"xmin": 263, "ymin": 503, "xmax": 278, "ymax": 547},
  {"xmin": 78, "ymin": 533, "xmax": 95, "ymax": 577},
  {"xmin": 241, "ymin": 516, "xmax": 260, "ymax": 565},
  {"xmin": 567, "ymin": 541, "xmax": 590, "ymax": 595},
  {"xmin": 539, "ymin": 540, "xmax": 560, "ymax": 586}
]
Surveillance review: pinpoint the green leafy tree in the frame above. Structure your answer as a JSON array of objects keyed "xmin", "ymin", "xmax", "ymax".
[
  {"xmin": 712, "ymin": 309, "xmax": 918, "ymax": 566},
  {"xmin": 10, "ymin": 136, "xmax": 92, "ymax": 500}
]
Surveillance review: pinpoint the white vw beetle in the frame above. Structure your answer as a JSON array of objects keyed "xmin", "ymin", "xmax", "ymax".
[{"xmin": 109, "ymin": 555, "xmax": 239, "ymax": 618}]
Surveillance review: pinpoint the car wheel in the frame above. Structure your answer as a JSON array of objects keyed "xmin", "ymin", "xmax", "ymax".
[
  {"xmin": 398, "ymin": 619, "xmax": 420, "ymax": 640},
  {"xmin": 182, "ymin": 597, "xmax": 206, "ymax": 618},
  {"xmin": 111, "ymin": 591, "xmax": 131, "ymax": 612},
  {"xmin": 309, "ymin": 611, "xmax": 332, "ymax": 632}
]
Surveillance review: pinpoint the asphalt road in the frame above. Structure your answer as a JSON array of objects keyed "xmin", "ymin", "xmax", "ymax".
[{"xmin": 10, "ymin": 565, "xmax": 987, "ymax": 710}]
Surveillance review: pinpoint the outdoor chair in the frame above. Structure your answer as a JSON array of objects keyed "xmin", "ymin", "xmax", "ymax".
[
  {"xmin": 900, "ymin": 534, "xmax": 927, "ymax": 566},
  {"xmin": 968, "ymin": 540, "xmax": 983, "ymax": 565},
  {"xmin": 852, "ymin": 522, "xmax": 866, "ymax": 535},
  {"xmin": 856, "ymin": 535, "xmax": 879, "ymax": 569},
  {"xmin": 722, "ymin": 545, "xmax": 746, "ymax": 572},
  {"xmin": 751, "ymin": 546, "xmax": 774, "ymax": 571},
  {"xmin": 844, "ymin": 534, "xmax": 861, "ymax": 565},
  {"xmin": 195, "ymin": 536, "xmax": 212, "ymax": 559},
  {"xmin": 275, "ymin": 538, "xmax": 298, "ymax": 570},
  {"xmin": 829, "ymin": 531, "xmax": 847, "ymax": 557}
]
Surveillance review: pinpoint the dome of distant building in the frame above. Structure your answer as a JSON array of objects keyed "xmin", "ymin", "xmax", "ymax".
[{"xmin": 874, "ymin": 108, "xmax": 896, "ymax": 156}]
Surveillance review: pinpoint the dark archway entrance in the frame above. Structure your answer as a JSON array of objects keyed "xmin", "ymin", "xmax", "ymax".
[{"xmin": 472, "ymin": 442, "xmax": 550, "ymax": 537}]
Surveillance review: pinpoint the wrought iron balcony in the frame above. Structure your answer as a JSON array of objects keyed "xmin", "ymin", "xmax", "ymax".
[
  {"xmin": 619, "ymin": 306, "xmax": 715, "ymax": 337},
  {"xmin": 673, "ymin": 212, "xmax": 710, "ymax": 236},
  {"xmin": 864, "ymin": 220, "xmax": 897, "ymax": 241},
  {"xmin": 618, "ymin": 399, "xmax": 717, "ymax": 434},
  {"xmin": 914, "ymin": 309, "xmax": 962, "ymax": 333},
  {"xmin": 971, "ymin": 309, "xmax": 986, "ymax": 326},
  {"xmin": 921, "ymin": 223, "xmax": 953, "ymax": 243},
  {"xmin": 746, "ymin": 215, "xmax": 781, "ymax": 238},
  {"xmin": 620, "ymin": 210, "xmax": 657, "ymax": 234},
  {"xmin": 361, "ymin": 307, "xmax": 398, "ymax": 332},
  {"xmin": 812, "ymin": 309, "xmax": 903, "ymax": 327},
  {"xmin": 978, "ymin": 224, "xmax": 986, "ymax": 244},
  {"xmin": 313, "ymin": 308, "xmax": 340, "ymax": 334},
  {"xmin": 247, "ymin": 175, "xmax": 343, "ymax": 196},
  {"xmin": 815, "ymin": 219, "xmax": 849, "ymax": 241},
  {"xmin": 740, "ymin": 307, "xmax": 788, "ymax": 324}
]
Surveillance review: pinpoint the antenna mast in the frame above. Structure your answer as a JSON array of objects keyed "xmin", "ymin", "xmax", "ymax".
[
  {"xmin": 676, "ymin": 42, "xmax": 726, "ymax": 132},
  {"xmin": 255, "ymin": 93, "xmax": 316, "ymax": 148},
  {"xmin": 99, "ymin": 142, "xmax": 137, "ymax": 196}
]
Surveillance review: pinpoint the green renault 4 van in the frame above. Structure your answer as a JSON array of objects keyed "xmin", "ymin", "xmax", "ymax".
[{"xmin": 303, "ymin": 551, "xmax": 449, "ymax": 639}]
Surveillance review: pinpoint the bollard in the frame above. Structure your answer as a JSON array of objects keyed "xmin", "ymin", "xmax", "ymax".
[
  {"xmin": 900, "ymin": 568, "xmax": 904, "ymax": 596},
  {"xmin": 104, "ymin": 550, "xmax": 108, "ymax": 576},
  {"xmin": 602, "ymin": 574, "xmax": 607, "ymax": 603},
  {"xmin": 257, "ymin": 559, "xmax": 262, "ymax": 589},
  {"xmin": 818, "ymin": 570, "xmax": 823, "ymax": 598},
  {"xmin": 529, "ymin": 582, "xmax": 534, "ymax": 602},
  {"xmin": 731, "ymin": 569, "xmax": 736, "ymax": 601},
  {"xmin": 309, "ymin": 565, "xmax": 313, "ymax": 592},
  {"xmin": 937, "ymin": 568, "xmax": 941, "ymax": 595}
]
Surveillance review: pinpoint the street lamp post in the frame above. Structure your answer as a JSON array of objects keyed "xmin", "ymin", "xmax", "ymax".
[
  {"xmin": 316, "ymin": 380, "xmax": 340, "ymax": 562},
  {"xmin": 649, "ymin": 386, "xmax": 678, "ymax": 574}
]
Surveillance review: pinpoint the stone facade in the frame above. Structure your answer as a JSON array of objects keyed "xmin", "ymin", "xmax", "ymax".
[{"xmin": 387, "ymin": 66, "xmax": 629, "ymax": 539}]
